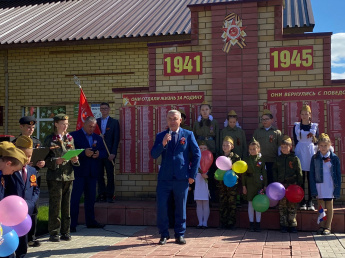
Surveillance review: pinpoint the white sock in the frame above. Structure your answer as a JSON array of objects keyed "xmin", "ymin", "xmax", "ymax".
[
  {"xmin": 248, "ymin": 201, "xmax": 254, "ymax": 222},
  {"xmin": 196, "ymin": 200, "xmax": 203, "ymax": 226},
  {"xmin": 202, "ymin": 200, "xmax": 210, "ymax": 227}
]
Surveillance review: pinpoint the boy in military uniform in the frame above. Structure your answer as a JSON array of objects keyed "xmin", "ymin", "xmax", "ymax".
[
  {"xmin": 273, "ymin": 135, "xmax": 302, "ymax": 233},
  {"xmin": 0, "ymin": 141, "xmax": 28, "ymax": 200},
  {"xmin": 253, "ymin": 109, "xmax": 283, "ymax": 185},
  {"xmin": 13, "ymin": 115, "xmax": 45, "ymax": 247},
  {"xmin": 218, "ymin": 136, "xmax": 240, "ymax": 229},
  {"xmin": 220, "ymin": 110, "xmax": 247, "ymax": 159},
  {"xmin": 179, "ymin": 109, "xmax": 193, "ymax": 132},
  {"xmin": 6, "ymin": 136, "xmax": 40, "ymax": 257}
]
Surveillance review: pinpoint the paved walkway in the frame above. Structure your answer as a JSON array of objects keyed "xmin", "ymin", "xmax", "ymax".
[{"xmin": 26, "ymin": 226, "xmax": 345, "ymax": 257}]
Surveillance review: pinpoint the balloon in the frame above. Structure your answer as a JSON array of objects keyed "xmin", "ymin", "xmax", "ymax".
[
  {"xmin": 285, "ymin": 185, "xmax": 304, "ymax": 203},
  {"xmin": 223, "ymin": 170, "xmax": 237, "ymax": 187},
  {"xmin": 269, "ymin": 198, "xmax": 279, "ymax": 207},
  {"xmin": 0, "ymin": 225, "xmax": 19, "ymax": 257},
  {"xmin": 266, "ymin": 182, "xmax": 286, "ymax": 201},
  {"xmin": 214, "ymin": 169, "xmax": 226, "ymax": 181},
  {"xmin": 215, "ymin": 156, "xmax": 232, "ymax": 171},
  {"xmin": 12, "ymin": 214, "xmax": 32, "ymax": 237},
  {"xmin": 232, "ymin": 161, "xmax": 248, "ymax": 174},
  {"xmin": 0, "ymin": 195, "xmax": 28, "ymax": 226},
  {"xmin": 252, "ymin": 194, "xmax": 270, "ymax": 212},
  {"xmin": 200, "ymin": 150, "xmax": 213, "ymax": 173}
]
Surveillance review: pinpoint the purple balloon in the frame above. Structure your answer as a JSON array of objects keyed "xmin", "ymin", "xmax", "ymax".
[
  {"xmin": 11, "ymin": 214, "xmax": 32, "ymax": 237},
  {"xmin": 269, "ymin": 198, "xmax": 279, "ymax": 207},
  {"xmin": 266, "ymin": 182, "xmax": 285, "ymax": 201},
  {"xmin": 216, "ymin": 156, "xmax": 232, "ymax": 171}
]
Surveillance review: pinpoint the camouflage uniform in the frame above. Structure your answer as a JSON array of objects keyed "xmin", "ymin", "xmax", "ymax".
[
  {"xmin": 44, "ymin": 132, "xmax": 80, "ymax": 237},
  {"xmin": 218, "ymin": 152, "xmax": 240, "ymax": 228},
  {"xmin": 273, "ymin": 152, "xmax": 302, "ymax": 227}
]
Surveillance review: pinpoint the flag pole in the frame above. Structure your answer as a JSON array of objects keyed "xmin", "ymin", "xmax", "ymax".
[{"xmin": 73, "ymin": 75, "xmax": 115, "ymax": 166}]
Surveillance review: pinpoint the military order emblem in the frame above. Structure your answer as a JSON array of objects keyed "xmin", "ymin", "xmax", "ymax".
[
  {"xmin": 221, "ymin": 13, "xmax": 247, "ymax": 53},
  {"xmin": 30, "ymin": 174, "xmax": 37, "ymax": 187}
]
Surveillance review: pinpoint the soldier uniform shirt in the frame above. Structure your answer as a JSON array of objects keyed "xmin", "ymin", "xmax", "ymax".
[
  {"xmin": 220, "ymin": 126, "xmax": 247, "ymax": 158},
  {"xmin": 43, "ymin": 133, "xmax": 79, "ymax": 181},
  {"xmin": 242, "ymin": 155, "xmax": 267, "ymax": 201},
  {"xmin": 253, "ymin": 126, "xmax": 283, "ymax": 163},
  {"xmin": 193, "ymin": 118, "xmax": 219, "ymax": 154},
  {"xmin": 272, "ymin": 152, "xmax": 303, "ymax": 187}
]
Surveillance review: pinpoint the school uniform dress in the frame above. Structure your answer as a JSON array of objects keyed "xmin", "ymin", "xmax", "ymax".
[
  {"xmin": 220, "ymin": 126, "xmax": 247, "ymax": 158},
  {"xmin": 194, "ymin": 172, "xmax": 209, "ymax": 201},
  {"xmin": 309, "ymin": 151, "xmax": 341, "ymax": 231},
  {"xmin": 293, "ymin": 122, "xmax": 318, "ymax": 171},
  {"xmin": 4, "ymin": 165, "xmax": 40, "ymax": 258}
]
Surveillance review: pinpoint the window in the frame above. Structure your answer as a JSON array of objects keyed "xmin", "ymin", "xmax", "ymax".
[{"xmin": 23, "ymin": 106, "xmax": 66, "ymax": 142}]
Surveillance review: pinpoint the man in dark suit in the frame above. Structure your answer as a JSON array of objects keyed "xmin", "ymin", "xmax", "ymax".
[
  {"xmin": 151, "ymin": 110, "xmax": 201, "ymax": 245},
  {"xmin": 70, "ymin": 116, "xmax": 106, "ymax": 232},
  {"xmin": 96, "ymin": 102, "xmax": 120, "ymax": 203},
  {"xmin": 5, "ymin": 136, "xmax": 40, "ymax": 258}
]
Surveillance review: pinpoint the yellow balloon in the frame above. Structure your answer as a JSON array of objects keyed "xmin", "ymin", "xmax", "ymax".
[{"xmin": 232, "ymin": 160, "xmax": 248, "ymax": 173}]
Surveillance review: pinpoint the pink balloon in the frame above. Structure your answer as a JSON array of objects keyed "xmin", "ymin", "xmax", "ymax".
[
  {"xmin": 0, "ymin": 195, "xmax": 28, "ymax": 226},
  {"xmin": 12, "ymin": 214, "xmax": 32, "ymax": 237},
  {"xmin": 216, "ymin": 156, "xmax": 232, "ymax": 171},
  {"xmin": 269, "ymin": 198, "xmax": 279, "ymax": 207}
]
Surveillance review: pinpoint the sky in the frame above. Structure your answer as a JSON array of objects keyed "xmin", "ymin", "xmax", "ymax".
[{"xmin": 311, "ymin": 0, "xmax": 345, "ymax": 79}]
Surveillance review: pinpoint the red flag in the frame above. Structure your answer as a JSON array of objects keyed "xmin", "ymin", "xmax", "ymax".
[{"xmin": 76, "ymin": 88, "xmax": 101, "ymax": 135}]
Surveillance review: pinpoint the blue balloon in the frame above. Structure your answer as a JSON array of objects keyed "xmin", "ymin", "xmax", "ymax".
[
  {"xmin": 223, "ymin": 170, "xmax": 237, "ymax": 187},
  {"xmin": 0, "ymin": 225, "xmax": 19, "ymax": 257}
]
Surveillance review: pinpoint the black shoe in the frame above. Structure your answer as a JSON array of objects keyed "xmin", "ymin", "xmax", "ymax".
[
  {"xmin": 300, "ymin": 202, "xmax": 307, "ymax": 210},
  {"xmin": 316, "ymin": 227, "xmax": 324, "ymax": 235},
  {"xmin": 97, "ymin": 195, "xmax": 106, "ymax": 203},
  {"xmin": 158, "ymin": 236, "xmax": 169, "ymax": 245},
  {"xmin": 255, "ymin": 222, "xmax": 261, "ymax": 232},
  {"xmin": 307, "ymin": 204, "xmax": 315, "ymax": 211},
  {"xmin": 289, "ymin": 227, "xmax": 297, "ymax": 233},
  {"xmin": 60, "ymin": 234, "xmax": 72, "ymax": 241},
  {"xmin": 202, "ymin": 226, "xmax": 208, "ymax": 229},
  {"xmin": 281, "ymin": 226, "xmax": 288, "ymax": 233},
  {"xmin": 70, "ymin": 227, "xmax": 76, "ymax": 233},
  {"xmin": 87, "ymin": 222, "xmax": 105, "ymax": 228},
  {"xmin": 196, "ymin": 225, "xmax": 203, "ymax": 229},
  {"xmin": 249, "ymin": 222, "xmax": 255, "ymax": 232},
  {"xmin": 49, "ymin": 235, "xmax": 60, "ymax": 242},
  {"xmin": 175, "ymin": 236, "xmax": 186, "ymax": 245},
  {"xmin": 28, "ymin": 240, "xmax": 41, "ymax": 247}
]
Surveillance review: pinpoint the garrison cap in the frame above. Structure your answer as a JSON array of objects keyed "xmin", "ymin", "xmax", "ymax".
[
  {"xmin": 262, "ymin": 109, "xmax": 272, "ymax": 116},
  {"xmin": 227, "ymin": 110, "xmax": 237, "ymax": 116},
  {"xmin": 197, "ymin": 140, "xmax": 207, "ymax": 147},
  {"xmin": 281, "ymin": 135, "xmax": 293, "ymax": 145},
  {"xmin": 53, "ymin": 113, "xmax": 69, "ymax": 122},
  {"xmin": 15, "ymin": 135, "xmax": 33, "ymax": 149},
  {"xmin": 0, "ymin": 141, "xmax": 28, "ymax": 165},
  {"xmin": 223, "ymin": 136, "xmax": 234, "ymax": 145},
  {"xmin": 301, "ymin": 104, "xmax": 311, "ymax": 113},
  {"xmin": 19, "ymin": 116, "xmax": 36, "ymax": 125}
]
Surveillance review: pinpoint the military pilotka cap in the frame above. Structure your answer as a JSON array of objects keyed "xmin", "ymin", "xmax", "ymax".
[
  {"xmin": 281, "ymin": 135, "xmax": 293, "ymax": 145},
  {"xmin": 15, "ymin": 135, "xmax": 33, "ymax": 149},
  {"xmin": 227, "ymin": 110, "xmax": 237, "ymax": 116},
  {"xmin": 223, "ymin": 136, "xmax": 234, "ymax": 145},
  {"xmin": 262, "ymin": 109, "xmax": 272, "ymax": 116},
  {"xmin": 19, "ymin": 116, "xmax": 36, "ymax": 125},
  {"xmin": 53, "ymin": 113, "xmax": 69, "ymax": 122},
  {"xmin": 0, "ymin": 141, "xmax": 28, "ymax": 165}
]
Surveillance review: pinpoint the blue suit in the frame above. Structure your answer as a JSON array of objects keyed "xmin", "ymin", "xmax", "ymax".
[
  {"xmin": 97, "ymin": 116, "xmax": 120, "ymax": 199},
  {"xmin": 69, "ymin": 129, "xmax": 106, "ymax": 228},
  {"xmin": 151, "ymin": 128, "xmax": 200, "ymax": 238},
  {"xmin": 4, "ymin": 165, "xmax": 40, "ymax": 258}
]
